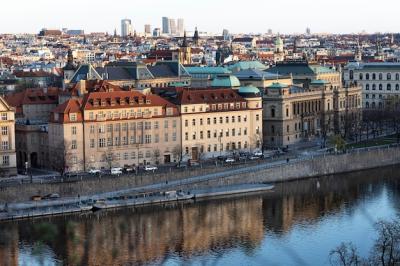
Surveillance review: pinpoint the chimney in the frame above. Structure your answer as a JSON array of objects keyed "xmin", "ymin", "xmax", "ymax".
[{"xmin": 78, "ymin": 80, "xmax": 86, "ymax": 95}]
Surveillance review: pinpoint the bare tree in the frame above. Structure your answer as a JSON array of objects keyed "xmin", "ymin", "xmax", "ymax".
[
  {"xmin": 101, "ymin": 147, "xmax": 116, "ymax": 170},
  {"xmin": 172, "ymin": 145, "xmax": 182, "ymax": 162},
  {"xmin": 50, "ymin": 140, "xmax": 73, "ymax": 176},
  {"xmin": 152, "ymin": 149, "xmax": 161, "ymax": 165},
  {"xmin": 329, "ymin": 242, "xmax": 361, "ymax": 266},
  {"xmin": 370, "ymin": 220, "xmax": 400, "ymax": 266}
]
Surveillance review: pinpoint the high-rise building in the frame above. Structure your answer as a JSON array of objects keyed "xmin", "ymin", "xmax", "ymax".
[
  {"xmin": 222, "ymin": 29, "xmax": 229, "ymax": 41},
  {"xmin": 144, "ymin": 24, "xmax": 151, "ymax": 35},
  {"xmin": 169, "ymin": 18, "xmax": 177, "ymax": 35},
  {"xmin": 306, "ymin": 27, "xmax": 311, "ymax": 35},
  {"xmin": 121, "ymin": 19, "xmax": 133, "ymax": 37},
  {"xmin": 162, "ymin": 17, "xmax": 170, "ymax": 34},
  {"xmin": 153, "ymin": 28, "xmax": 161, "ymax": 37},
  {"xmin": 177, "ymin": 18, "xmax": 184, "ymax": 35}
]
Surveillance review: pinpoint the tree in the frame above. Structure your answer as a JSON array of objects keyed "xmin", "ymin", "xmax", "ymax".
[
  {"xmin": 50, "ymin": 140, "xmax": 73, "ymax": 175},
  {"xmin": 172, "ymin": 145, "xmax": 182, "ymax": 162},
  {"xmin": 101, "ymin": 148, "xmax": 116, "ymax": 170},
  {"xmin": 152, "ymin": 149, "xmax": 161, "ymax": 165},
  {"xmin": 329, "ymin": 135, "xmax": 346, "ymax": 152},
  {"xmin": 329, "ymin": 242, "xmax": 361, "ymax": 266}
]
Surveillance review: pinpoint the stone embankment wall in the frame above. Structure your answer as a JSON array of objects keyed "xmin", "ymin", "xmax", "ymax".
[{"xmin": 1, "ymin": 146, "xmax": 399, "ymax": 203}]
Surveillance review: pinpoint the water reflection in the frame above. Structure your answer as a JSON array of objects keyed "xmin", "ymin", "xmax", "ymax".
[{"xmin": 1, "ymin": 166, "xmax": 400, "ymax": 266}]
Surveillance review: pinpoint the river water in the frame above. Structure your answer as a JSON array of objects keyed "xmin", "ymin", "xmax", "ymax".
[{"xmin": 1, "ymin": 166, "xmax": 400, "ymax": 266}]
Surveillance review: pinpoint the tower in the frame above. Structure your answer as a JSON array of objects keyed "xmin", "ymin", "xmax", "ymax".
[
  {"xmin": 193, "ymin": 27, "xmax": 199, "ymax": 46},
  {"xmin": 63, "ymin": 49, "xmax": 77, "ymax": 88},
  {"xmin": 355, "ymin": 37, "xmax": 362, "ymax": 62},
  {"xmin": 121, "ymin": 19, "xmax": 133, "ymax": 37},
  {"xmin": 179, "ymin": 31, "xmax": 192, "ymax": 65}
]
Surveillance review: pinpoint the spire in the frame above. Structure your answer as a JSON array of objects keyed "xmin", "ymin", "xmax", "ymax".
[
  {"xmin": 193, "ymin": 27, "xmax": 199, "ymax": 45},
  {"xmin": 181, "ymin": 31, "xmax": 188, "ymax": 47}
]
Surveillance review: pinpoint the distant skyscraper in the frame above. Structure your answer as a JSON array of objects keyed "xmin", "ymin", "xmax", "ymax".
[
  {"xmin": 222, "ymin": 29, "xmax": 229, "ymax": 41},
  {"xmin": 162, "ymin": 17, "xmax": 170, "ymax": 34},
  {"xmin": 121, "ymin": 19, "xmax": 132, "ymax": 37},
  {"xmin": 177, "ymin": 18, "xmax": 184, "ymax": 35},
  {"xmin": 153, "ymin": 28, "xmax": 161, "ymax": 37},
  {"xmin": 169, "ymin": 18, "xmax": 177, "ymax": 35},
  {"xmin": 144, "ymin": 24, "xmax": 151, "ymax": 34},
  {"xmin": 306, "ymin": 27, "xmax": 311, "ymax": 35},
  {"xmin": 267, "ymin": 29, "xmax": 273, "ymax": 35}
]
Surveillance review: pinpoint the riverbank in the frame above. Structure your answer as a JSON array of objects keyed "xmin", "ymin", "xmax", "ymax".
[
  {"xmin": 0, "ymin": 184, "xmax": 274, "ymax": 221},
  {"xmin": 0, "ymin": 144, "xmax": 399, "ymax": 221}
]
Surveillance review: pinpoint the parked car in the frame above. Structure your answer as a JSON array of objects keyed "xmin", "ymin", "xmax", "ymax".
[
  {"xmin": 43, "ymin": 193, "xmax": 60, "ymax": 200},
  {"xmin": 88, "ymin": 168, "xmax": 101, "ymax": 175},
  {"xmin": 248, "ymin": 155, "xmax": 260, "ymax": 160},
  {"xmin": 225, "ymin": 157, "xmax": 235, "ymax": 163},
  {"xmin": 144, "ymin": 165, "xmax": 158, "ymax": 171},
  {"xmin": 253, "ymin": 151, "xmax": 263, "ymax": 157},
  {"xmin": 189, "ymin": 161, "xmax": 200, "ymax": 167},
  {"xmin": 123, "ymin": 165, "xmax": 134, "ymax": 173},
  {"xmin": 111, "ymin": 167, "xmax": 123, "ymax": 175}
]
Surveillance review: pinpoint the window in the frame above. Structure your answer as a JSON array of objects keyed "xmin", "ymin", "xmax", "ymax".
[
  {"xmin": 98, "ymin": 125, "xmax": 105, "ymax": 133},
  {"xmin": 213, "ymin": 117, "xmax": 217, "ymax": 124},
  {"xmin": 90, "ymin": 125, "xmax": 95, "ymax": 134},
  {"xmin": 107, "ymin": 137, "xmax": 113, "ymax": 146},
  {"xmin": 71, "ymin": 126, "xmax": 77, "ymax": 135},
  {"xmin": 192, "ymin": 132, "xmax": 196, "ymax": 140},
  {"xmin": 145, "ymin": 135, "xmax": 151, "ymax": 143},
  {"xmin": 192, "ymin": 119, "xmax": 196, "ymax": 126},
  {"xmin": 396, "ymin": 73, "xmax": 400, "ymax": 80},
  {"xmin": 2, "ymin": 155, "xmax": 9, "ymax": 166},
  {"xmin": 256, "ymin": 114, "xmax": 260, "ymax": 121},
  {"xmin": 232, "ymin": 116, "xmax": 235, "ymax": 123},
  {"xmin": 173, "ymin": 120, "xmax": 177, "ymax": 128},
  {"xmin": 99, "ymin": 138, "xmax": 106, "ymax": 147},
  {"xmin": 379, "ymin": 73, "xmax": 383, "ymax": 80},
  {"xmin": 89, "ymin": 112, "xmax": 94, "ymax": 120},
  {"xmin": 366, "ymin": 73, "xmax": 370, "ymax": 80},
  {"xmin": 145, "ymin": 122, "xmax": 151, "ymax": 130},
  {"xmin": 146, "ymin": 151, "xmax": 151, "ymax": 158},
  {"xmin": 124, "ymin": 152, "xmax": 129, "ymax": 160},
  {"xmin": 164, "ymin": 121, "xmax": 169, "ymax": 128},
  {"xmin": 70, "ymin": 113, "xmax": 77, "ymax": 121},
  {"xmin": 238, "ymin": 116, "xmax": 241, "ymax": 122},
  {"xmin": 185, "ymin": 120, "xmax": 188, "ymax": 127},
  {"xmin": 366, "ymin": 84, "xmax": 370, "ymax": 90},
  {"xmin": 372, "ymin": 73, "xmax": 376, "ymax": 80},
  {"xmin": 122, "ymin": 123, "xmax": 128, "ymax": 131},
  {"xmin": 244, "ymin": 128, "xmax": 248, "ymax": 135},
  {"xmin": 154, "ymin": 121, "xmax": 159, "ymax": 129},
  {"xmin": 207, "ymin": 118, "xmax": 211, "ymax": 125},
  {"xmin": 200, "ymin": 131, "xmax": 203, "ymax": 139},
  {"xmin": 200, "ymin": 118, "xmax": 203, "ymax": 125},
  {"xmin": 387, "ymin": 84, "xmax": 392, "ymax": 91},
  {"xmin": 396, "ymin": 84, "xmax": 400, "ymax": 91},
  {"xmin": 379, "ymin": 84, "xmax": 383, "ymax": 90},
  {"xmin": 185, "ymin": 132, "xmax": 188, "ymax": 141},
  {"xmin": 71, "ymin": 140, "xmax": 77, "ymax": 149},
  {"xmin": 131, "ymin": 152, "xmax": 136, "ymax": 159},
  {"xmin": 271, "ymin": 108, "xmax": 275, "ymax": 118},
  {"xmin": 1, "ymin": 113, "xmax": 7, "ymax": 121},
  {"xmin": 165, "ymin": 133, "xmax": 169, "ymax": 142},
  {"xmin": 1, "ymin": 126, "xmax": 8, "ymax": 136},
  {"xmin": 225, "ymin": 116, "xmax": 229, "ymax": 123},
  {"xmin": 372, "ymin": 84, "xmax": 376, "ymax": 90},
  {"xmin": 90, "ymin": 139, "xmax": 95, "ymax": 148},
  {"xmin": 1, "ymin": 141, "xmax": 9, "ymax": 150},
  {"xmin": 387, "ymin": 73, "xmax": 391, "ymax": 80},
  {"xmin": 172, "ymin": 132, "xmax": 177, "ymax": 141},
  {"xmin": 155, "ymin": 134, "xmax": 159, "ymax": 143},
  {"xmin": 359, "ymin": 73, "xmax": 363, "ymax": 80},
  {"xmin": 219, "ymin": 117, "xmax": 223, "ymax": 124}
]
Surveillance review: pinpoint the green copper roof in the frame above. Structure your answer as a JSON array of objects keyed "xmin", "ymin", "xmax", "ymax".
[
  {"xmin": 310, "ymin": 79, "xmax": 329, "ymax": 85},
  {"xmin": 238, "ymin": 85, "xmax": 260, "ymax": 94},
  {"xmin": 227, "ymin": 61, "xmax": 267, "ymax": 72},
  {"xmin": 267, "ymin": 82, "xmax": 289, "ymax": 89},
  {"xmin": 186, "ymin": 66, "xmax": 231, "ymax": 75},
  {"xmin": 211, "ymin": 75, "xmax": 241, "ymax": 88},
  {"xmin": 309, "ymin": 65, "xmax": 336, "ymax": 74}
]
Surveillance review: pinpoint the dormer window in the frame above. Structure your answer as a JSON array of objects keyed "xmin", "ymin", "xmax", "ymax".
[{"xmin": 70, "ymin": 113, "xmax": 77, "ymax": 121}]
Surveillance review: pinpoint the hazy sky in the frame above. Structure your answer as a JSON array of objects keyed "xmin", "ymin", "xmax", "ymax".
[{"xmin": 1, "ymin": 0, "xmax": 398, "ymax": 34}]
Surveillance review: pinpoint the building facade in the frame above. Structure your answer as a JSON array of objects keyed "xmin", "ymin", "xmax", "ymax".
[
  {"xmin": 0, "ymin": 97, "xmax": 17, "ymax": 176},
  {"xmin": 49, "ymin": 90, "xmax": 181, "ymax": 173},
  {"xmin": 344, "ymin": 62, "xmax": 400, "ymax": 109},
  {"xmin": 263, "ymin": 80, "xmax": 362, "ymax": 148}
]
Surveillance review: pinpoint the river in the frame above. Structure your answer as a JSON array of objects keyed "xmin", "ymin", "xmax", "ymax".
[{"xmin": 1, "ymin": 165, "xmax": 400, "ymax": 266}]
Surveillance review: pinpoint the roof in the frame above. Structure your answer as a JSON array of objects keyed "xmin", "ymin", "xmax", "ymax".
[
  {"xmin": 267, "ymin": 82, "xmax": 289, "ymax": 89},
  {"xmin": 186, "ymin": 66, "xmax": 231, "ymax": 75},
  {"xmin": 211, "ymin": 75, "xmax": 241, "ymax": 88},
  {"xmin": 52, "ymin": 98, "xmax": 82, "ymax": 114},
  {"xmin": 148, "ymin": 61, "xmax": 190, "ymax": 77},
  {"xmin": 227, "ymin": 61, "xmax": 267, "ymax": 72},
  {"xmin": 350, "ymin": 62, "xmax": 400, "ymax": 70},
  {"xmin": 14, "ymin": 70, "xmax": 55, "ymax": 78},
  {"xmin": 177, "ymin": 88, "xmax": 247, "ymax": 105},
  {"xmin": 234, "ymin": 68, "xmax": 283, "ymax": 80},
  {"xmin": 238, "ymin": 85, "xmax": 261, "ymax": 95},
  {"xmin": 70, "ymin": 64, "xmax": 102, "ymax": 83},
  {"xmin": 5, "ymin": 88, "xmax": 60, "ymax": 114},
  {"xmin": 268, "ymin": 62, "xmax": 336, "ymax": 76}
]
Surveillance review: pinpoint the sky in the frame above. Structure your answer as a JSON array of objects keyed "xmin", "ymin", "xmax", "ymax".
[{"xmin": 1, "ymin": 0, "xmax": 399, "ymax": 34}]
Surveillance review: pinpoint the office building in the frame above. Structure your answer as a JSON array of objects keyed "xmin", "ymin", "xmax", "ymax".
[
  {"xmin": 0, "ymin": 97, "xmax": 17, "ymax": 177},
  {"xmin": 162, "ymin": 17, "xmax": 170, "ymax": 34},
  {"xmin": 144, "ymin": 24, "xmax": 151, "ymax": 35},
  {"xmin": 177, "ymin": 18, "xmax": 184, "ymax": 35},
  {"xmin": 169, "ymin": 19, "xmax": 177, "ymax": 35},
  {"xmin": 121, "ymin": 19, "xmax": 133, "ymax": 37}
]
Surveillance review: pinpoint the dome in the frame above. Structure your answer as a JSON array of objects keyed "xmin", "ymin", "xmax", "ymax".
[
  {"xmin": 238, "ymin": 85, "xmax": 261, "ymax": 97},
  {"xmin": 267, "ymin": 82, "xmax": 289, "ymax": 89},
  {"xmin": 211, "ymin": 75, "xmax": 241, "ymax": 88},
  {"xmin": 275, "ymin": 36, "xmax": 283, "ymax": 46}
]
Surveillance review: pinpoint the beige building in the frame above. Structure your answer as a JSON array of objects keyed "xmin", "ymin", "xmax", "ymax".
[
  {"xmin": 49, "ymin": 90, "xmax": 181, "ymax": 173},
  {"xmin": 263, "ymin": 79, "xmax": 362, "ymax": 148},
  {"xmin": 0, "ymin": 97, "xmax": 17, "ymax": 176},
  {"xmin": 157, "ymin": 87, "xmax": 263, "ymax": 161}
]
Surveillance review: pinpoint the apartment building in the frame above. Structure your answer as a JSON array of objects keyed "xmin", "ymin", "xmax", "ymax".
[
  {"xmin": 157, "ymin": 86, "xmax": 263, "ymax": 161},
  {"xmin": 49, "ymin": 90, "xmax": 181, "ymax": 173},
  {"xmin": 0, "ymin": 97, "xmax": 17, "ymax": 176}
]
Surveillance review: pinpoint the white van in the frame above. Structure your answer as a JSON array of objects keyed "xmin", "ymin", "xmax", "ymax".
[{"xmin": 111, "ymin": 167, "xmax": 123, "ymax": 175}]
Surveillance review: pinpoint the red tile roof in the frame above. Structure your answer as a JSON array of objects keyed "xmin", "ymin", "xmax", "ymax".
[
  {"xmin": 5, "ymin": 88, "xmax": 61, "ymax": 114},
  {"xmin": 177, "ymin": 88, "xmax": 246, "ymax": 105}
]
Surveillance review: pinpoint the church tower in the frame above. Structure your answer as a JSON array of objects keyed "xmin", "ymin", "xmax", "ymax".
[
  {"xmin": 179, "ymin": 31, "xmax": 192, "ymax": 65},
  {"xmin": 355, "ymin": 38, "xmax": 362, "ymax": 61},
  {"xmin": 193, "ymin": 27, "xmax": 199, "ymax": 46}
]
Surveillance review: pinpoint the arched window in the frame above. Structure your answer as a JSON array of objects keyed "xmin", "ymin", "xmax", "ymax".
[
  {"xmin": 396, "ymin": 73, "xmax": 400, "ymax": 80},
  {"xmin": 387, "ymin": 84, "xmax": 391, "ymax": 90},
  {"xmin": 372, "ymin": 73, "xmax": 376, "ymax": 80},
  {"xmin": 387, "ymin": 73, "xmax": 392, "ymax": 80},
  {"xmin": 359, "ymin": 73, "xmax": 363, "ymax": 80},
  {"xmin": 271, "ymin": 108, "xmax": 275, "ymax": 118},
  {"xmin": 271, "ymin": 125, "xmax": 275, "ymax": 134},
  {"xmin": 372, "ymin": 84, "xmax": 376, "ymax": 90},
  {"xmin": 379, "ymin": 73, "xmax": 383, "ymax": 80},
  {"xmin": 379, "ymin": 84, "xmax": 383, "ymax": 90},
  {"xmin": 366, "ymin": 73, "xmax": 370, "ymax": 80},
  {"xmin": 396, "ymin": 84, "xmax": 399, "ymax": 90},
  {"xmin": 366, "ymin": 84, "xmax": 370, "ymax": 90},
  {"xmin": 379, "ymin": 102, "xmax": 383, "ymax": 109},
  {"xmin": 372, "ymin": 102, "xmax": 376, "ymax": 108},
  {"xmin": 349, "ymin": 70, "xmax": 354, "ymax": 80},
  {"xmin": 366, "ymin": 101, "xmax": 370, "ymax": 108}
]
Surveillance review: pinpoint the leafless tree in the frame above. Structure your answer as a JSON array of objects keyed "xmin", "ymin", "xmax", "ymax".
[
  {"xmin": 370, "ymin": 220, "xmax": 400, "ymax": 266},
  {"xmin": 152, "ymin": 149, "xmax": 161, "ymax": 164},
  {"xmin": 101, "ymin": 147, "xmax": 116, "ymax": 170},
  {"xmin": 172, "ymin": 145, "xmax": 182, "ymax": 162},
  {"xmin": 50, "ymin": 140, "xmax": 73, "ymax": 176},
  {"xmin": 329, "ymin": 242, "xmax": 361, "ymax": 266}
]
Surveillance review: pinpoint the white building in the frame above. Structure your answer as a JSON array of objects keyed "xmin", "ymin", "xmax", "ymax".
[
  {"xmin": 121, "ymin": 19, "xmax": 133, "ymax": 37},
  {"xmin": 344, "ymin": 62, "xmax": 400, "ymax": 109},
  {"xmin": 177, "ymin": 18, "xmax": 184, "ymax": 36}
]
